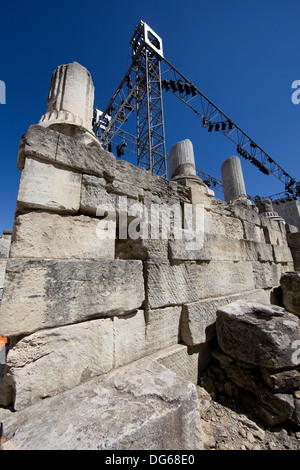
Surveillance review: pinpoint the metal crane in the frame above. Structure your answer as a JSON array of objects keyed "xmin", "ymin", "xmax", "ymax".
[{"xmin": 93, "ymin": 20, "xmax": 299, "ymax": 200}]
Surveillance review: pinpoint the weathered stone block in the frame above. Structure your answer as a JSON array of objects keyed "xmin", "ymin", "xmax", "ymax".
[
  {"xmin": 243, "ymin": 220, "xmax": 265, "ymax": 242},
  {"xmin": 106, "ymin": 179, "xmax": 144, "ymax": 200},
  {"xmin": 170, "ymin": 234, "xmax": 274, "ymax": 263},
  {"xmin": 252, "ymin": 261, "xmax": 283, "ymax": 289},
  {"xmin": 145, "ymin": 261, "xmax": 199, "ymax": 309},
  {"xmin": 261, "ymin": 217, "xmax": 288, "ymax": 246},
  {"xmin": 2, "ymin": 358, "xmax": 203, "ymax": 450},
  {"xmin": 240, "ymin": 240, "xmax": 274, "ymax": 262},
  {"xmin": 210, "ymin": 212, "xmax": 244, "ymax": 239},
  {"xmin": 0, "ymin": 260, "xmax": 7, "ymax": 289},
  {"xmin": 10, "ymin": 212, "xmax": 115, "ymax": 260},
  {"xmin": 7, "ymin": 318, "xmax": 114, "ymax": 410},
  {"xmin": 18, "ymin": 125, "xmax": 116, "ymax": 178},
  {"xmin": 150, "ymin": 344, "xmax": 202, "ymax": 384},
  {"xmin": 258, "ymin": 390, "xmax": 295, "ymax": 427},
  {"xmin": 114, "ymin": 159, "xmax": 153, "ymax": 191},
  {"xmin": 145, "ymin": 306, "xmax": 182, "ymax": 354},
  {"xmin": 0, "ymin": 259, "xmax": 145, "ymax": 336},
  {"xmin": 287, "ymin": 232, "xmax": 300, "ymax": 271},
  {"xmin": 145, "ymin": 260, "xmax": 255, "ymax": 309},
  {"xmin": 0, "ymin": 238, "xmax": 11, "ymax": 259},
  {"xmin": 229, "ymin": 201, "xmax": 260, "ymax": 226},
  {"xmin": 280, "ymin": 272, "xmax": 300, "ymax": 315},
  {"xmin": 181, "ymin": 289, "xmax": 269, "ymax": 346},
  {"xmin": 80, "ymin": 174, "xmax": 114, "ymax": 215},
  {"xmin": 116, "ymin": 237, "xmax": 169, "ymax": 261},
  {"xmin": 17, "ymin": 157, "xmax": 82, "ymax": 213},
  {"xmin": 260, "ymin": 367, "xmax": 300, "ymax": 393},
  {"xmin": 114, "ymin": 311, "xmax": 146, "ymax": 368},
  {"xmin": 273, "ymin": 245, "xmax": 294, "ymax": 264},
  {"xmin": 216, "ymin": 300, "xmax": 300, "ymax": 369}
]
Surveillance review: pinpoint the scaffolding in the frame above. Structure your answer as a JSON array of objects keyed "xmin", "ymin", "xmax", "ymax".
[{"xmin": 93, "ymin": 20, "xmax": 299, "ymax": 201}]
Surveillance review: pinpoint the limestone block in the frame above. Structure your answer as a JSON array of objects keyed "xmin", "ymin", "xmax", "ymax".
[
  {"xmin": 17, "ymin": 125, "xmax": 59, "ymax": 171},
  {"xmin": 181, "ymin": 289, "xmax": 270, "ymax": 347},
  {"xmin": 145, "ymin": 306, "xmax": 182, "ymax": 355},
  {"xmin": 114, "ymin": 159, "xmax": 152, "ymax": 191},
  {"xmin": 287, "ymin": 232, "xmax": 300, "ymax": 271},
  {"xmin": 145, "ymin": 261, "xmax": 199, "ymax": 309},
  {"xmin": 17, "ymin": 125, "xmax": 116, "ymax": 177},
  {"xmin": 17, "ymin": 157, "xmax": 82, "ymax": 213},
  {"xmin": 0, "ymin": 260, "xmax": 7, "ymax": 289},
  {"xmin": 280, "ymin": 272, "xmax": 300, "ymax": 316},
  {"xmin": 106, "ymin": 179, "xmax": 144, "ymax": 200},
  {"xmin": 10, "ymin": 212, "xmax": 115, "ymax": 260},
  {"xmin": 145, "ymin": 260, "xmax": 255, "ymax": 310},
  {"xmin": 80, "ymin": 174, "xmax": 115, "ymax": 215},
  {"xmin": 229, "ymin": 201, "xmax": 260, "ymax": 226},
  {"xmin": 252, "ymin": 261, "xmax": 292, "ymax": 289},
  {"xmin": 210, "ymin": 212, "xmax": 244, "ymax": 239},
  {"xmin": 7, "ymin": 318, "xmax": 114, "ymax": 410},
  {"xmin": 0, "ymin": 238, "xmax": 11, "ymax": 259},
  {"xmin": 240, "ymin": 240, "xmax": 274, "ymax": 263},
  {"xmin": 116, "ymin": 238, "xmax": 169, "ymax": 261},
  {"xmin": 188, "ymin": 181, "xmax": 213, "ymax": 208},
  {"xmin": 261, "ymin": 217, "xmax": 288, "ymax": 246},
  {"xmin": 114, "ymin": 311, "xmax": 146, "ymax": 368},
  {"xmin": 2, "ymin": 358, "xmax": 203, "ymax": 450},
  {"xmin": 168, "ymin": 236, "xmax": 207, "ymax": 262},
  {"xmin": 169, "ymin": 233, "xmax": 271, "ymax": 262},
  {"xmin": 0, "ymin": 259, "xmax": 145, "ymax": 337},
  {"xmin": 150, "ymin": 344, "xmax": 201, "ymax": 384},
  {"xmin": 273, "ymin": 245, "xmax": 294, "ymax": 264},
  {"xmin": 243, "ymin": 220, "xmax": 265, "ymax": 242},
  {"xmin": 216, "ymin": 300, "xmax": 300, "ymax": 369}
]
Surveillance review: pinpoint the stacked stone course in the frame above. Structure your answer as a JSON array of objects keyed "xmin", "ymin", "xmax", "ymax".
[
  {"xmin": 0, "ymin": 61, "xmax": 298, "ymax": 449},
  {"xmin": 0, "ymin": 122, "xmax": 295, "ymax": 411}
]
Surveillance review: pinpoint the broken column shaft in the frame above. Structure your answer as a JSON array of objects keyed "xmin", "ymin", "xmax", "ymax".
[
  {"xmin": 168, "ymin": 139, "xmax": 197, "ymax": 180},
  {"xmin": 221, "ymin": 156, "xmax": 247, "ymax": 203},
  {"xmin": 39, "ymin": 61, "xmax": 100, "ymax": 147}
]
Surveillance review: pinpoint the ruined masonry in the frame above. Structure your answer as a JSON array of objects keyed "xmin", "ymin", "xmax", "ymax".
[{"xmin": 0, "ymin": 62, "xmax": 300, "ymax": 450}]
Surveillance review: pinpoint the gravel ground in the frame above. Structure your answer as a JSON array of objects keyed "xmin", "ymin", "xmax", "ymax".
[{"xmin": 198, "ymin": 386, "xmax": 300, "ymax": 450}]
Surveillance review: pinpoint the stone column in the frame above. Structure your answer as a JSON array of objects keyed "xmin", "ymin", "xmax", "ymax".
[
  {"xmin": 221, "ymin": 156, "xmax": 247, "ymax": 203},
  {"xmin": 168, "ymin": 139, "xmax": 214, "ymax": 204},
  {"xmin": 39, "ymin": 62, "xmax": 100, "ymax": 147},
  {"xmin": 168, "ymin": 139, "xmax": 197, "ymax": 180}
]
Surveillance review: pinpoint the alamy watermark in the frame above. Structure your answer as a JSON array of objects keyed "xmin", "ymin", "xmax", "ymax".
[
  {"xmin": 291, "ymin": 80, "xmax": 300, "ymax": 105},
  {"xmin": 0, "ymin": 80, "xmax": 6, "ymax": 104},
  {"xmin": 95, "ymin": 196, "xmax": 205, "ymax": 251}
]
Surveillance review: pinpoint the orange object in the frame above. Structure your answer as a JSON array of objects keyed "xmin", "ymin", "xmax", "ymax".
[{"xmin": 0, "ymin": 335, "xmax": 7, "ymax": 351}]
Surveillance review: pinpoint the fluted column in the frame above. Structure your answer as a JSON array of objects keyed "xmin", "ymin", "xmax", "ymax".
[
  {"xmin": 39, "ymin": 62, "xmax": 100, "ymax": 147},
  {"xmin": 168, "ymin": 139, "xmax": 197, "ymax": 180},
  {"xmin": 221, "ymin": 156, "xmax": 247, "ymax": 203}
]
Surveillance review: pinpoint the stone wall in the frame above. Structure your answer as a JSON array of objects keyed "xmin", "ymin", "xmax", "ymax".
[
  {"xmin": 273, "ymin": 198, "xmax": 300, "ymax": 231},
  {"xmin": 0, "ymin": 123, "xmax": 295, "ymax": 413},
  {"xmin": 0, "ymin": 231, "xmax": 11, "ymax": 301}
]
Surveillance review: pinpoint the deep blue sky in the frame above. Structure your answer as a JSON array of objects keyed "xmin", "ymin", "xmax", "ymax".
[{"xmin": 1, "ymin": 0, "xmax": 299, "ymax": 231}]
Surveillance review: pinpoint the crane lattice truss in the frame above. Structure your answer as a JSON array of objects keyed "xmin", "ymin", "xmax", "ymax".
[{"xmin": 93, "ymin": 20, "xmax": 299, "ymax": 200}]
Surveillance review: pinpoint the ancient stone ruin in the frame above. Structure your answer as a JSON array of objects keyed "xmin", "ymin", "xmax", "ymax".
[{"xmin": 0, "ymin": 61, "xmax": 300, "ymax": 450}]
